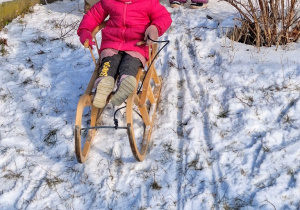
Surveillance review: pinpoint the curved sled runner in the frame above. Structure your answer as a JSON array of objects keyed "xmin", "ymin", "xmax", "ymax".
[{"xmin": 75, "ymin": 22, "xmax": 162, "ymax": 163}]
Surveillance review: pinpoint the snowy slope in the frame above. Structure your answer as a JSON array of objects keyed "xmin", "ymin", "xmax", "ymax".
[{"xmin": 1, "ymin": 0, "xmax": 300, "ymax": 209}]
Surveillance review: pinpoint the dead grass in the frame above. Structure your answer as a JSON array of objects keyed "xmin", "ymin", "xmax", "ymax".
[
  {"xmin": 43, "ymin": 129, "xmax": 59, "ymax": 146},
  {"xmin": 187, "ymin": 157, "xmax": 204, "ymax": 171},
  {"xmin": 217, "ymin": 109, "xmax": 230, "ymax": 118},
  {"xmin": 45, "ymin": 177, "xmax": 64, "ymax": 189},
  {"xmin": 3, "ymin": 170, "xmax": 23, "ymax": 180},
  {"xmin": 0, "ymin": 38, "xmax": 8, "ymax": 56},
  {"xmin": 31, "ymin": 36, "xmax": 47, "ymax": 45},
  {"xmin": 151, "ymin": 181, "xmax": 162, "ymax": 190},
  {"xmin": 114, "ymin": 157, "xmax": 124, "ymax": 167},
  {"xmin": 224, "ymin": 0, "xmax": 300, "ymax": 47},
  {"xmin": 0, "ymin": 91, "xmax": 13, "ymax": 102}
]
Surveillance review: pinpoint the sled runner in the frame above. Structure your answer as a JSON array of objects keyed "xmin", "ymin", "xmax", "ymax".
[{"xmin": 75, "ymin": 21, "xmax": 163, "ymax": 163}]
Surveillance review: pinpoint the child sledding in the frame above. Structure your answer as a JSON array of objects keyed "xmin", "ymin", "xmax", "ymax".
[{"xmin": 75, "ymin": 0, "xmax": 172, "ymax": 162}]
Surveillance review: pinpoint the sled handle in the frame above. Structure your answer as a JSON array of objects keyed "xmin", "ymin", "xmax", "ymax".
[
  {"xmin": 136, "ymin": 41, "xmax": 146, "ymax": 46},
  {"xmin": 83, "ymin": 21, "xmax": 107, "ymax": 67},
  {"xmin": 84, "ymin": 40, "xmax": 97, "ymax": 66}
]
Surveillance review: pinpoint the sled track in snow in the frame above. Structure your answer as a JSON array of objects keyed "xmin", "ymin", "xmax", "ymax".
[
  {"xmin": 167, "ymin": 16, "xmax": 221, "ymax": 208},
  {"xmin": 165, "ymin": 10, "xmax": 237, "ymax": 208}
]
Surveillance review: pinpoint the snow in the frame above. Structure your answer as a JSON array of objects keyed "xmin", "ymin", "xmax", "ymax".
[
  {"xmin": 1, "ymin": 0, "xmax": 300, "ymax": 209},
  {"xmin": 0, "ymin": 0, "xmax": 13, "ymax": 3}
]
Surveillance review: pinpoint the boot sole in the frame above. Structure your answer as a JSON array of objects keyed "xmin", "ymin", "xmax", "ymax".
[
  {"xmin": 111, "ymin": 76, "xmax": 136, "ymax": 106},
  {"xmin": 190, "ymin": 3, "xmax": 207, "ymax": 9},
  {"xmin": 93, "ymin": 76, "xmax": 114, "ymax": 108},
  {"xmin": 170, "ymin": 3, "xmax": 182, "ymax": 8}
]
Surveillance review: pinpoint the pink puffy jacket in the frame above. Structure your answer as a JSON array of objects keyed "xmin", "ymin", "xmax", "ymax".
[{"xmin": 77, "ymin": 0, "xmax": 172, "ymax": 60}]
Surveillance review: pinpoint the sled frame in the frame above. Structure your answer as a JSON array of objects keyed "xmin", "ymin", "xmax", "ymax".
[{"xmin": 75, "ymin": 21, "xmax": 162, "ymax": 162}]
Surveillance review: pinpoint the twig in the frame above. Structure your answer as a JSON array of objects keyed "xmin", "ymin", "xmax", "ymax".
[{"xmin": 264, "ymin": 196, "xmax": 276, "ymax": 210}]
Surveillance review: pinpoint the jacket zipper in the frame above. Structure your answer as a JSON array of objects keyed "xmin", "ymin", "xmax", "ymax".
[
  {"xmin": 123, "ymin": 3, "xmax": 128, "ymax": 27},
  {"xmin": 119, "ymin": 2, "xmax": 129, "ymax": 50}
]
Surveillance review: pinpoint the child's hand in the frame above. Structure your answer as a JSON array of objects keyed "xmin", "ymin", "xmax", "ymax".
[
  {"xmin": 144, "ymin": 25, "xmax": 158, "ymax": 45},
  {"xmin": 79, "ymin": 30, "xmax": 96, "ymax": 49}
]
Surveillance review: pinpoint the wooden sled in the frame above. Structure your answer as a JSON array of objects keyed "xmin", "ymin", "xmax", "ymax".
[{"xmin": 75, "ymin": 22, "xmax": 162, "ymax": 163}]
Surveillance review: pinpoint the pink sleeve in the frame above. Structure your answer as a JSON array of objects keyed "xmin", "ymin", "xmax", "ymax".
[
  {"xmin": 77, "ymin": 1, "xmax": 108, "ymax": 36},
  {"xmin": 148, "ymin": 0, "xmax": 172, "ymax": 36}
]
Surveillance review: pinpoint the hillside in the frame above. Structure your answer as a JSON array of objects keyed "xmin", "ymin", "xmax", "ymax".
[{"xmin": 0, "ymin": 0, "xmax": 300, "ymax": 209}]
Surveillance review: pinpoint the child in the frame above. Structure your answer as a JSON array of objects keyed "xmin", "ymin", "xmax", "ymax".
[
  {"xmin": 170, "ymin": 0, "xmax": 208, "ymax": 9},
  {"xmin": 77, "ymin": 0, "xmax": 172, "ymax": 109}
]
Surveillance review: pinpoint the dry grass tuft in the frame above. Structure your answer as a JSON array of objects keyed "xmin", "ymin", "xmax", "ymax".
[
  {"xmin": 224, "ymin": 0, "xmax": 300, "ymax": 47},
  {"xmin": 45, "ymin": 177, "xmax": 64, "ymax": 189},
  {"xmin": 3, "ymin": 170, "xmax": 23, "ymax": 180},
  {"xmin": 151, "ymin": 181, "xmax": 162, "ymax": 190},
  {"xmin": 0, "ymin": 38, "xmax": 8, "ymax": 56},
  {"xmin": 43, "ymin": 129, "xmax": 59, "ymax": 146}
]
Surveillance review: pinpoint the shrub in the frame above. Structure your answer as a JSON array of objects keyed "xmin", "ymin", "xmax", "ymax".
[{"xmin": 225, "ymin": 0, "xmax": 300, "ymax": 47}]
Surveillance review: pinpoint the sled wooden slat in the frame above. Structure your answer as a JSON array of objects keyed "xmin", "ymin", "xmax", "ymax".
[
  {"xmin": 138, "ymin": 105, "xmax": 151, "ymax": 126},
  {"xmin": 75, "ymin": 20, "xmax": 162, "ymax": 162},
  {"xmin": 139, "ymin": 68, "xmax": 153, "ymax": 105},
  {"xmin": 126, "ymin": 75, "xmax": 162, "ymax": 161},
  {"xmin": 147, "ymin": 85, "xmax": 155, "ymax": 104},
  {"xmin": 151, "ymin": 66, "xmax": 160, "ymax": 84}
]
